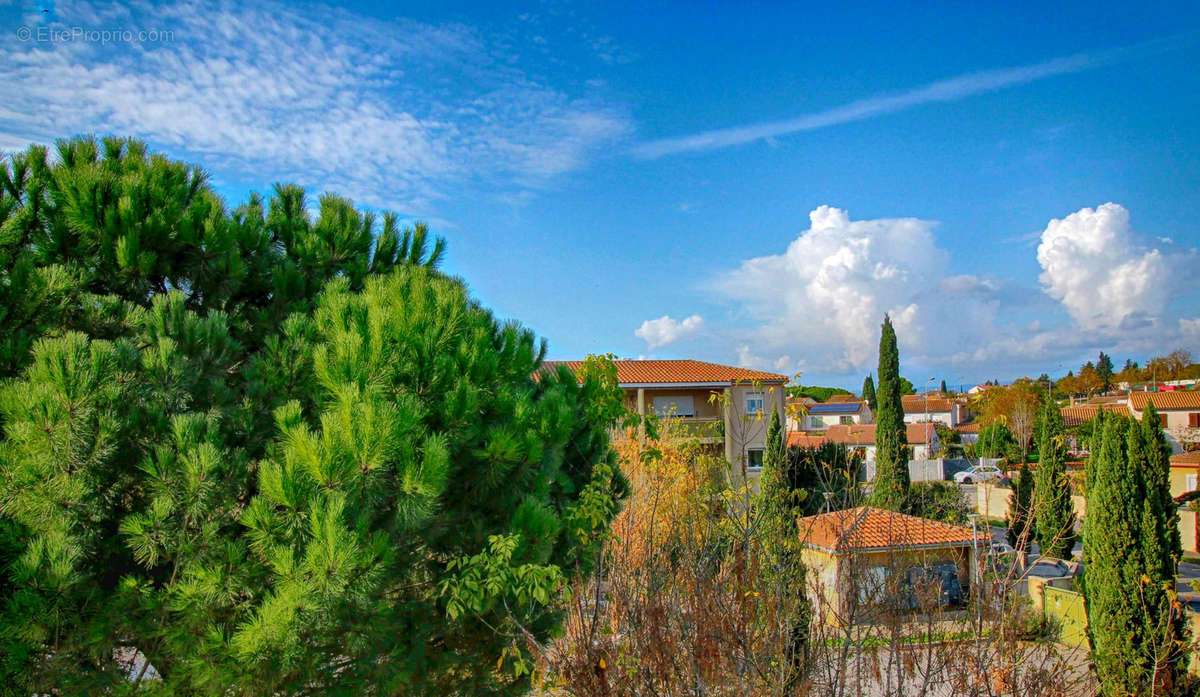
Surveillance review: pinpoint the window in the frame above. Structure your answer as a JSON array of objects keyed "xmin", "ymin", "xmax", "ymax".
[
  {"xmin": 1190, "ymin": 412, "xmax": 1200, "ymax": 428},
  {"xmin": 809, "ymin": 415, "xmax": 825, "ymax": 428},
  {"xmin": 856, "ymin": 565, "xmax": 889, "ymax": 605},
  {"xmin": 653, "ymin": 395, "xmax": 695, "ymax": 417},
  {"xmin": 840, "ymin": 415, "xmax": 854, "ymax": 425},
  {"xmin": 746, "ymin": 392, "xmax": 764, "ymax": 415},
  {"xmin": 747, "ymin": 448, "xmax": 764, "ymax": 470},
  {"xmin": 1160, "ymin": 414, "xmax": 1168, "ymax": 427},
  {"xmin": 1188, "ymin": 474, "xmax": 1198, "ymax": 492}
]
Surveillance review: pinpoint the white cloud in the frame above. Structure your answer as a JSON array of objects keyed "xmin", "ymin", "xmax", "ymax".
[
  {"xmin": 715, "ymin": 205, "xmax": 949, "ymax": 372},
  {"xmin": 709, "ymin": 202, "xmax": 1199, "ymax": 383},
  {"xmin": 1036, "ymin": 203, "xmax": 1168, "ymax": 331},
  {"xmin": 635, "ymin": 314, "xmax": 704, "ymax": 349},
  {"xmin": 0, "ymin": 0, "xmax": 631, "ymax": 212}
]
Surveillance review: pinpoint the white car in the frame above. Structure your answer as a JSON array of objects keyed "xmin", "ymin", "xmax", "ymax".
[{"xmin": 953, "ymin": 464, "xmax": 1004, "ymax": 484}]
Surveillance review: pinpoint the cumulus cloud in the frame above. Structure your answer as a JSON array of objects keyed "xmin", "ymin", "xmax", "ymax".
[
  {"xmin": 1036, "ymin": 203, "xmax": 1169, "ymax": 331},
  {"xmin": 0, "ymin": 0, "xmax": 630, "ymax": 213},
  {"xmin": 715, "ymin": 205, "xmax": 950, "ymax": 371},
  {"xmin": 635, "ymin": 314, "xmax": 704, "ymax": 349}
]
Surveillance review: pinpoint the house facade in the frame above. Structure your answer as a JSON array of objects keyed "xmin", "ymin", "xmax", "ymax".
[
  {"xmin": 796, "ymin": 401, "xmax": 874, "ymax": 431},
  {"xmin": 1129, "ymin": 391, "xmax": 1200, "ymax": 454},
  {"xmin": 902, "ymin": 394, "xmax": 966, "ymax": 427},
  {"xmin": 544, "ymin": 359, "xmax": 788, "ymax": 482},
  {"xmin": 787, "ymin": 422, "xmax": 940, "ymax": 472}
]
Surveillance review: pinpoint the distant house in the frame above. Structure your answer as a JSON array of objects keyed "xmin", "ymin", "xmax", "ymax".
[
  {"xmin": 542, "ymin": 359, "xmax": 788, "ymax": 480},
  {"xmin": 952, "ymin": 420, "xmax": 981, "ymax": 445},
  {"xmin": 901, "ymin": 394, "xmax": 966, "ymax": 427},
  {"xmin": 968, "ymin": 384, "xmax": 1000, "ymax": 395},
  {"xmin": 787, "ymin": 422, "xmax": 940, "ymax": 469},
  {"xmin": 795, "ymin": 401, "xmax": 874, "ymax": 431},
  {"xmin": 1129, "ymin": 391, "xmax": 1200, "ymax": 454},
  {"xmin": 1172, "ymin": 451, "xmax": 1200, "ymax": 554},
  {"xmin": 799, "ymin": 506, "xmax": 987, "ymax": 624}
]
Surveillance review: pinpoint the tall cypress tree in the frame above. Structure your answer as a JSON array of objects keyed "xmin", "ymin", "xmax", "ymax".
[
  {"xmin": 870, "ymin": 315, "xmax": 909, "ymax": 510},
  {"xmin": 757, "ymin": 407, "xmax": 811, "ymax": 684},
  {"xmin": 1083, "ymin": 411, "xmax": 1186, "ymax": 695},
  {"xmin": 1034, "ymin": 397, "xmax": 1075, "ymax": 559},
  {"xmin": 939, "ymin": 379, "xmax": 947, "ymax": 394},
  {"xmin": 861, "ymin": 374, "xmax": 877, "ymax": 411},
  {"xmin": 1006, "ymin": 464, "xmax": 1035, "ymax": 551}
]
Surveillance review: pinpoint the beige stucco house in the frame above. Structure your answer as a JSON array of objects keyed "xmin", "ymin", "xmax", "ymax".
[
  {"xmin": 544, "ymin": 359, "xmax": 788, "ymax": 483},
  {"xmin": 1129, "ymin": 391, "xmax": 1200, "ymax": 454},
  {"xmin": 798, "ymin": 506, "xmax": 988, "ymax": 625}
]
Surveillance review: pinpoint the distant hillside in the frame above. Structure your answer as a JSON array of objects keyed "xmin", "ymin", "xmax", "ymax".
[{"xmin": 787, "ymin": 385, "xmax": 854, "ymax": 402}]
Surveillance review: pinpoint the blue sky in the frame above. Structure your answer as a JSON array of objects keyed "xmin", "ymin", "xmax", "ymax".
[{"xmin": 3, "ymin": 0, "xmax": 1199, "ymax": 389}]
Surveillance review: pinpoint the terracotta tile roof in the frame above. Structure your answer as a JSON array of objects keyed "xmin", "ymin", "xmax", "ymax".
[
  {"xmin": 808, "ymin": 423, "xmax": 937, "ymax": 447},
  {"xmin": 788, "ymin": 396, "xmax": 817, "ymax": 407},
  {"xmin": 954, "ymin": 420, "xmax": 981, "ymax": 433},
  {"xmin": 1130, "ymin": 391, "xmax": 1200, "ymax": 411},
  {"xmin": 541, "ymin": 359, "xmax": 788, "ymax": 386},
  {"xmin": 1061, "ymin": 404, "xmax": 1131, "ymax": 428},
  {"xmin": 901, "ymin": 395, "xmax": 955, "ymax": 413},
  {"xmin": 827, "ymin": 394, "xmax": 859, "ymax": 403},
  {"xmin": 1171, "ymin": 451, "xmax": 1200, "ymax": 467},
  {"xmin": 799, "ymin": 506, "xmax": 989, "ymax": 553},
  {"xmin": 787, "ymin": 431, "xmax": 829, "ymax": 448},
  {"xmin": 1086, "ymin": 394, "xmax": 1128, "ymax": 405}
]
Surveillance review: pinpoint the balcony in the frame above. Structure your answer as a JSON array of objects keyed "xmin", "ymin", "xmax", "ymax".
[{"xmin": 659, "ymin": 416, "xmax": 724, "ymax": 443}]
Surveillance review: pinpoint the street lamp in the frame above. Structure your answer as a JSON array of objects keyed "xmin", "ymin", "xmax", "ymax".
[{"xmin": 925, "ymin": 377, "xmax": 936, "ymax": 458}]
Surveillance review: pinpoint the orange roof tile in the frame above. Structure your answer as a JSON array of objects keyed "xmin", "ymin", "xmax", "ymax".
[
  {"xmin": 1130, "ymin": 391, "xmax": 1200, "ymax": 411},
  {"xmin": 901, "ymin": 395, "xmax": 955, "ymax": 413},
  {"xmin": 1171, "ymin": 451, "xmax": 1200, "ymax": 467},
  {"xmin": 954, "ymin": 421, "xmax": 981, "ymax": 433},
  {"xmin": 827, "ymin": 394, "xmax": 859, "ymax": 403},
  {"xmin": 799, "ymin": 506, "xmax": 988, "ymax": 553},
  {"xmin": 1060, "ymin": 404, "xmax": 1131, "ymax": 428},
  {"xmin": 817, "ymin": 423, "xmax": 937, "ymax": 446},
  {"xmin": 787, "ymin": 431, "xmax": 829, "ymax": 448},
  {"xmin": 541, "ymin": 359, "xmax": 788, "ymax": 386}
]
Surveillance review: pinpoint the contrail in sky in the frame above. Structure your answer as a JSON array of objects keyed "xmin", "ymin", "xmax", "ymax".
[{"xmin": 633, "ymin": 36, "xmax": 1189, "ymax": 159}]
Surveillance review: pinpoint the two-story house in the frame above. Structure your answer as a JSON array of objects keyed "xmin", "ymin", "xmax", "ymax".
[
  {"xmin": 1128, "ymin": 391, "xmax": 1200, "ymax": 454},
  {"xmin": 795, "ymin": 401, "xmax": 874, "ymax": 431},
  {"xmin": 902, "ymin": 394, "xmax": 966, "ymax": 427},
  {"xmin": 543, "ymin": 359, "xmax": 788, "ymax": 481}
]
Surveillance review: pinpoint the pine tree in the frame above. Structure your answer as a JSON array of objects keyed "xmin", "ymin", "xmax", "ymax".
[
  {"xmin": 0, "ymin": 138, "xmax": 624, "ymax": 695},
  {"xmin": 1083, "ymin": 411, "xmax": 1187, "ymax": 695},
  {"xmin": 939, "ymin": 378, "xmax": 947, "ymax": 394},
  {"xmin": 1034, "ymin": 397, "xmax": 1075, "ymax": 559},
  {"xmin": 861, "ymin": 374, "xmax": 877, "ymax": 410},
  {"xmin": 1097, "ymin": 351, "xmax": 1115, "ymax": 392},
  {"xmin": 1006, "ymin": 464, "xmax": 1035, "ymax": 551},
  {"xmin": 870, "ymin": 315, "xmax": 909, "ymax": 510}
]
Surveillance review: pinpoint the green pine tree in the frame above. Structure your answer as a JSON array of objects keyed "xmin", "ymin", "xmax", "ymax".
[
  {"xmin": 870, "ymin": 315, "xmax": 909, "ymax": 510},
  {"xmin": 0, "ymin": 137, "xmax": 625, "ymax": 695},
  {"xmin": 1097, "ymin": 351, "xmax": 1115, "ymax": 392},
  {"xmin": 939, "ymin": 378, "xmax": 947, "ymax": 393},
  {"xmin": 1034, "ymin": 397, "xmax": 1075, "ymax": 559},
  {"xmin": 861, "ymin": 374, "xmax": 877, "ymax": 410}
]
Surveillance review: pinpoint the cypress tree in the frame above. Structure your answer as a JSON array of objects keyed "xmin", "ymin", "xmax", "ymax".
[
  {"xmin": 1006, "ymin": 464, "xmax": 1035, "ymax": 551},
  {"xmin": 757, "ymin": 407, "xmax": 811, "ymax": 684},
  {"xmin": 1034, "ymin": 397, "xmax": 1075, "ymax": 559},
  {"xmin": 1083, "ymin": 410, "xmax": 1186, "ymax": 695},
  {"xmin": 1083, "ymin": 416, "xmax": 1141, "ymax": 694},
  {"xmin": 861, "ymin": 374, "xmax": 877, "ymax": 411},
  {"xmin": 870, "ymin": 315, "xmax": 909, "ymax": 510},
  {"xmin": 939, "ymin": 378, "xmax": 947, "ymax": 394}
]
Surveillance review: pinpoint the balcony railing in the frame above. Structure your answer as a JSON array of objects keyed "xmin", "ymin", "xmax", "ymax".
[{"xmin": 660, "ymin": 416, "xmax": 724, "ymax": 442}]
